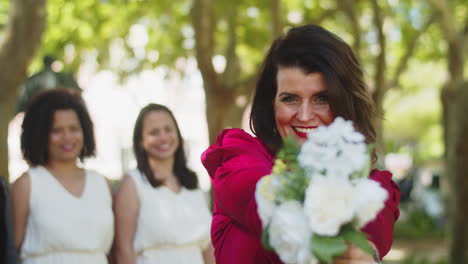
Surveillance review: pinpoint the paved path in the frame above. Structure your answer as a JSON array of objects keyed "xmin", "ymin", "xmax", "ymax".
[{"xmin": 383, "ymin": 239, "xmax": 447, "ymax": 263}]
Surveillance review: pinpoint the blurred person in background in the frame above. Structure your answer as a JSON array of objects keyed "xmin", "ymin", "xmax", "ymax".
[
  {"xmin": 113, "ymin": 103, "xmax": 214, "ymax": 264},
  {"xmin": 1, "ymin": 176, "xmax": 18, "ymax": 264},
  {"xmin": 12, "ymin": 89, "xmax": 114, "ymax": 264}
]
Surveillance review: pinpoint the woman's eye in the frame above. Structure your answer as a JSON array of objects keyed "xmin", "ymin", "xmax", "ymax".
[
  {"xmin": 280, "ymin": 96, "xmax": 297, "ymax": 103},
  {"xmin": 315, "ymin": 95, "xmax": 329, "ymax": 103},
  {"xmin": 70, "ymin": 126, "xmax": 81, "ymax": 132}
]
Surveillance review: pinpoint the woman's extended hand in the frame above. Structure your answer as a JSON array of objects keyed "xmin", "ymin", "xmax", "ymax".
[{"xmin": 332, "ymin": 243, "xmax": 377, "ymax": 264}]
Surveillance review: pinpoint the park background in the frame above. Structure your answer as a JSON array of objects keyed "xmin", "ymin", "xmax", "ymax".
[{"xmin": 1, "ymin": 0, "xmax": 467, "ymax": 263}]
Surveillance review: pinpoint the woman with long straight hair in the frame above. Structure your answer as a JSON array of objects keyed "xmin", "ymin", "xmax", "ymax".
[{"xmin": 113, "ymin": 103, "xmax": 214, "ymax": 264}]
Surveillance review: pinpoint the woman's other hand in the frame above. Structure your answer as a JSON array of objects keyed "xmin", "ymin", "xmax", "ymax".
[{"xmin": 332, "ymin": 243, "xmax": 377, "ymax": 264}]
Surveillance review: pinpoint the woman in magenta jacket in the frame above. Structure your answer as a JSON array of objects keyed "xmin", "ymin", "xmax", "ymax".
[{"xmin": 202, "ymin": 25, "xmax": 400, "ymax": 264}]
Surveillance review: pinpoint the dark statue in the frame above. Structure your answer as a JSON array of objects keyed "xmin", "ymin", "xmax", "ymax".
[{"xmin": 17, "ymin": 55, "xmax": 81, "ymax": 113}]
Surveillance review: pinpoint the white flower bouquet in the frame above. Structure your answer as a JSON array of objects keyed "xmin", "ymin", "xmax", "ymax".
[{"xmin": 255, "ymin": 117, "xmax": 388, "ymax": 264}]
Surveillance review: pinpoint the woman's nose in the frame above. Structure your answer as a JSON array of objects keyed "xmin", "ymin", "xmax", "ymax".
[
  {"xmin": 297, "ymin": 103, "xmax": 315, "ymax": 122},
  {"xmin": 158, "ymin": 132, "xmax": 170, "ymax": 142},
  {"xmin": 63, "ymin": 130, "xmax": 73, "ymax": 140}
]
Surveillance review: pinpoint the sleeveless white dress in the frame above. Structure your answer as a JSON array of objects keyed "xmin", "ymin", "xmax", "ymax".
[
  {"xmin": 20, "ymin": 166, "xmax": 114, "ymax": 264},
  {"xmin": 128, "ymin": 169, "xmax": 212, "ymax": 264}
]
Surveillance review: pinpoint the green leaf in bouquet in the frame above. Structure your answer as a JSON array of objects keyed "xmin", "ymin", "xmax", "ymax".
[
  {"xmin": 276, "ymin": 170, "xmax": 309, "ymax": 202},
  {"xmin": 277, "ymin": 135, "xmax": 301, "ymax": 164},
  {"xmin": 342, "ymin": 226, "xmax": 373, "ymax": 255},
  {"xmin": 261, "ymin": 225, "xmax": 274, "ymax": 251},
  {"xmin": 272, "ymin": 135, "xmax": 309, "ymax": 203},
  {"xmin": 310, "ymin": 234, "xmax": 347, "ymax": 264},
  {"xmin": 272, "ymin": 159, "xmax": 287, "ymax": 175}
]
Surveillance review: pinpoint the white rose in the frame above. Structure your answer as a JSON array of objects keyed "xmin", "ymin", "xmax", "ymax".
[
  {"xmin": 305, "ymin": 117, "xmax": 364, "ymax": 148},
  {"xmin": 298, "ymin": 141, "xmax": 336, "ymax": 173},
  {"xmin": 255, "ymin": 175, "xmax": 278, "ymax": 227},
  {"xmin": 299, "ymin": 117, "xmax": 369, "ymax": 179},
  {"xmin": 307, "ymin": 125, "xmax": 337, "ymax": 144},
  {"xmin": 330, "ymin": 117, "xmax": 365, "ymax": 143},
  {"xmin": 327, "ymin": 142, "xmax": 368, "ymax": 178},
  {"xmin": 269, "ymin": 201, "xmax": 312, "ymax": 264},
  {"xmin": 297, "ymin": 243, "xmax": 319, "ymax": 264},
  {"xmin": 304, "ymin": 175, "xmax": 355, "ymax": 236},
  {"xmin": 353, "ymin": 178, "xmax": 388, "ymax": 228}
]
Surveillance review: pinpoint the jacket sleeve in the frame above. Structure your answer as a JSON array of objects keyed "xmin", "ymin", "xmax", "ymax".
[
  {"xmin": 362, "ymin": 170, "xmax": 401, "ymax": 259},
  {"xmin": 201, "ymin": 129, "xmax": 273, "ymax": 237},
  {"xmin": 0, "ymin": 177, "xmax": 19, "ymax": 264}
]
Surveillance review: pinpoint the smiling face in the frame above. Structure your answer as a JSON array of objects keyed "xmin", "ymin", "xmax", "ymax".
[
  {"xmin": 48, "ymin": 109, "xmax": 84, "ymax": 163},
  {"xmin": 140, "ymin": 110, "xmax": 180, "ymax": 162},
  {"xmin": 274, "ymin": 67, "xmax": 334, "ymax": 145}
]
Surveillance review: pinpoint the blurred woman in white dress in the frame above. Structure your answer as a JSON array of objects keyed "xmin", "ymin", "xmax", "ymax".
[
  {"xmin": 113, "ymin": 103, "xmax": 214, "ymax": 264},
  {"xmin": 11, "ymin": 89, "xmax": 114, "ymax": 264}
]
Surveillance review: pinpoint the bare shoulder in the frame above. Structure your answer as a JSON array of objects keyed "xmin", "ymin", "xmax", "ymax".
[
  {"xmin": 11, "ymin": 172, "xmax": 32, "ymax": 250},
  {"xmin": 114, "ymin": 174, "xmax": 139, "ymax": 210},
  {"xmin": 115, "ymin": 174, "xmax": 137, "ymax": 197},
  {"xmin": 119, "ymin": 174, "xmax": 135, "ymax": 188},
  {"xmin": 12, "ymin": 172, "xmax": 31, "ymax": 195},
  {"xmin": 11, "ymin": 172, "xmax": 31, "ymax": 211}
]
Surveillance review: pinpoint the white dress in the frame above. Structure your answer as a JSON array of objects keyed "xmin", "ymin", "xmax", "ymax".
[
  {"xmin": 128, "ymin": 169, "xmax": 212, "ymax": 264},
  {"xmin": 20, "ymin": 166, "xmax": 114, "ymax": 264}
]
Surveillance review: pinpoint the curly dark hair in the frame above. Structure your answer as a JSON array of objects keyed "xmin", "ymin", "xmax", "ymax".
[
  {"xmin": 250, "ymin": 25, "xmax": 376, "ymax": 156},
  {"xmin": 21, "ymin": 88, "xmax": 95, "ymax": 166},
  {"xmin": 133, "ymin": 104, "xmax": 198, "ymax": 189}
]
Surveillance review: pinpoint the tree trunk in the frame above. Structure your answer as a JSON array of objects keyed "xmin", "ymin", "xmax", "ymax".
[
  {"xmin": 0, "ymin": 0, "xmax": 47, "ymax": 182},
  {"xmin": 339, "ymin": 0, "xmax": 362, "ymax": 61},
  {"xmin": 441, "ymin": 82, "xmax": 468, "ymax": 264},
  {"xmin": 372, "ymin": 91, "xmax": 385, "ymax": 161},
  {"xmin": 192, "ymin": 0, "xmax": 278, "ymax": 144},
  {"xmin": 205, "ymin": 88, "xmax": 246, "ymax": 143},
  {"xmin": 429, "ymin": 0, "xmax": 467, "ymax": 262},
  {"xmin": 271, "ymin": 0, "xmax": 282, "ymax": 38},
  {"xmin": 370, "ymin": 0, "xmax": 387, "ymax": 158},
  {"xmin": 0, "ymin": 98, "xmax": 15, "ymax": 181}
]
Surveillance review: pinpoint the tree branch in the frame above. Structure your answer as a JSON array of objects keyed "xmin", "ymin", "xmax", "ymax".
[
  {"xmin": 390, "ymin": 14, "xmax": 436, "ymax": 88},
  {"xmin": 0, "ymin": 0, "xmax": 47, "ymax": 100},
  {"xmin": 463, "ymin": 14, "xmax": 468, "ymax": 55},
  {"xmin": 464, "ymin": 14, "xmax": 468, "ymax": 37},
  {"xmin": 430, "ymin": 0, "xmax": 460, "ymax": 43},
  {"xmin": 235, "ymin": 74, "xmax": 257, "ymax": 96},
  {"xmin": 370, "ymin": 0, "xmax": 387, "ymax": 101},
  {"xmin": 306, "ymin": 8, "xmax": 338, "ymax": 25},
  {"xmin": 191, "ymin": 0, "xmax": 219, "ymax": 93},
  {"xmin": 339, "ymin": 0, "xmax": 362, "ymax": 60},
  {"xmin": 429, "ymin": 0, "xmax": 465, "ymax": 81},
  {"xmin": 222, "ymin": 1, "xmax": 239, "ymax": 89},
  {"xmin": 271, "ymin": 0, "xmax": 283, "ymax": 38}
]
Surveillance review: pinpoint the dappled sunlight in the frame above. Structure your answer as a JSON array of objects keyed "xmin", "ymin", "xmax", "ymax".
[
  {"xmin": 384, "ymin": 239, "xmax": 448, "ymax": 263},
  {"xmin": 384, "ymin": 248, "xmax": 407, "ymax": 261}
]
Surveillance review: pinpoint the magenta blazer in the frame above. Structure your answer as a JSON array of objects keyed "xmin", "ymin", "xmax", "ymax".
[{"xmin": 202, "ymin": 129, "xmax": 400, "ymax": 264}]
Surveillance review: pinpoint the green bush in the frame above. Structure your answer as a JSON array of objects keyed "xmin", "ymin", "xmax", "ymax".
[
  {"xmin": 394, "ymin": 208, "xmax": 445, "ymax": 240},
  {"xmin": 400, "ymin": 255, "xmax": 447, "ymax": 264}
]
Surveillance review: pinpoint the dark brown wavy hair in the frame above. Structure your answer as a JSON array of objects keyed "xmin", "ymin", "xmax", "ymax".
[
  {"xmin": 133, "ymin": 104, "xmax": 198, "ymax": 189},
  {"xmin": 250, "ymin": 25, "xmax": 376, "ymax": 158},
  {"xmin": 21, "ymin": 88, "xmax": 95, "ymax": 166}
]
